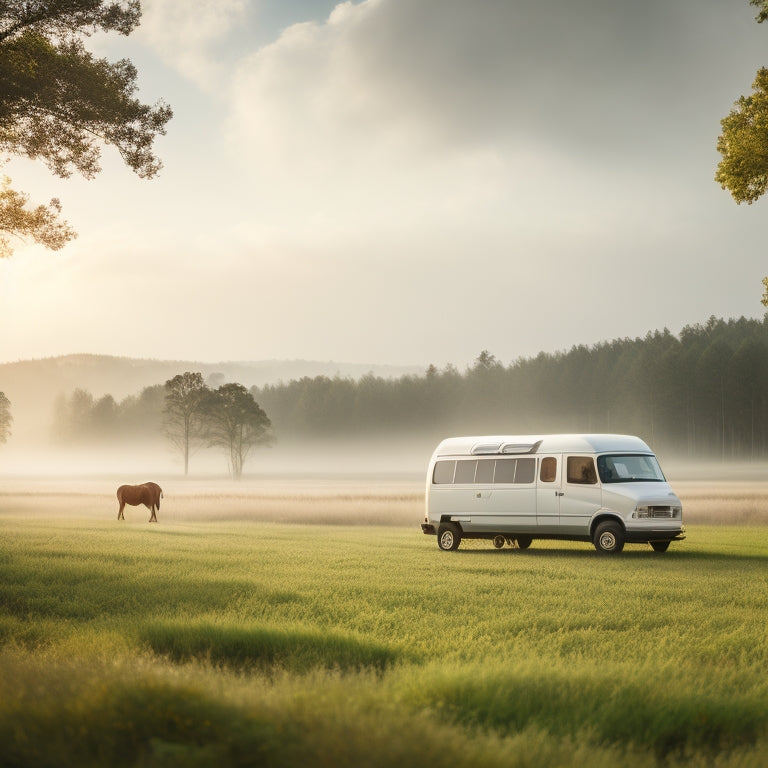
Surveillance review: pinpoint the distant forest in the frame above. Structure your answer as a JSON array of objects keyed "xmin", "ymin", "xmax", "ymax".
[{"xmin": 50, "ymin": 316, "xmax": 768, "ymax": 459}]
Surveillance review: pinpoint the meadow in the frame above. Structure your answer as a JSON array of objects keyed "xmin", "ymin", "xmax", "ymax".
[{"xmin": 1, "ymin": 476, "xmax": 768, "ymax": 767}]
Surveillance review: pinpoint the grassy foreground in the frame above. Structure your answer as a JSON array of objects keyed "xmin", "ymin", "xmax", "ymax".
[{"xmin": 1, "ymin": 497, "xmax": 768, "ymax": 766}]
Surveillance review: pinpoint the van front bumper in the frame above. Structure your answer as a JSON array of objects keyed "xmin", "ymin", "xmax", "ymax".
[{"xmin": 624, "ymin": 525, "xmax": 685, "ymax": 543}]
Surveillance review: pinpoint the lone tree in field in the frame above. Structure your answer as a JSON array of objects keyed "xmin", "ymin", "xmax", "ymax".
[
  {"xmin": 0, "ymin": 0, "xmax": 172, "ymax": 257},
  {"xmin": 203, "ymin": 383, "xmax": 274, "ymax": 480},
  {"xmin": 163, "ymin": 372, "xmax": 209, "ymax": 476},
  {"xmin": 0, "ymin": 391, "xmax": 11, "ymax": 443}
]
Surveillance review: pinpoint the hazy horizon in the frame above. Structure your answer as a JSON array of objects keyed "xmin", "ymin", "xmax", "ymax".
[{"xmin": 2, "ymin": 0, "xmax": 768, "ymax": 369}]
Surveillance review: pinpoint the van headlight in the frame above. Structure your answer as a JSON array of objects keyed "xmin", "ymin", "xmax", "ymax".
[{"xmin": 633, "ymin": 505, "xmax": 651, "ymax": 519}]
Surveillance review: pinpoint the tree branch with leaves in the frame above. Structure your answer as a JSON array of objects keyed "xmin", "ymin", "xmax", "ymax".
[
  {"xmin": 715, "ymin": 1, "xmax": 768, "ymax": 301},
  {"xmin": 0, "ymin": 0, "xmax": 171, "ymax": 256}
]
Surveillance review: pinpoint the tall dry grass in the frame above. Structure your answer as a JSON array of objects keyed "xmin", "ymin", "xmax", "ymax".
[
  {"xmin": 3, "ymin": 476, "xmax": 768, "ymax": 526},
  {"xmin": 674, "ymin": 482, "xmax": 768, "ymax": 525}
]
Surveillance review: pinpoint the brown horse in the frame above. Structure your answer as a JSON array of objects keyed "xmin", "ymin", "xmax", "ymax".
[{"xmin": 117, "ymin": 482, "xmax": 163, "ymax": 522}]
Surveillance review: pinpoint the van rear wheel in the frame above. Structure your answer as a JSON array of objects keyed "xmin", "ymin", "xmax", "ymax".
[
  {"xmin": 650, "ymin": 540, "xmax": 670, "ymax": 553},
  {"xmin": 516, "ymin": 536, "xmax": 533, "ymax": 550},
  {"xmin": 593, "ymin": 521, "xmax": 624, "ymax": 554},
  {"xmin": 437, "ymin": 523, "xmax": 461, "ymax": 551}
]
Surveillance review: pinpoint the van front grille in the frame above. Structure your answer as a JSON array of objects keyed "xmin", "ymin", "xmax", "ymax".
[{"xmin": 648, "ymin": 506, "xmax": 677, "ymax": 519}]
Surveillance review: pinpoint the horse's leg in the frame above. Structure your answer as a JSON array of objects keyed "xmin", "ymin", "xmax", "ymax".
[
  {"xmin": 150, "ymin": 504, "xmax": 157, "ymax": 523},
  {"xmin": 118, "ymin": 501, "xmax": 125, "ymax": 520}
]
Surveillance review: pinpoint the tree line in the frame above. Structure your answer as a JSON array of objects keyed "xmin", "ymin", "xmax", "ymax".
[
  {"xmin": 51, "ymin": 373, "xmax": 273, "ymax": 478},
  {"xmin": 17, "ymin": 315, "xmax": 768, "ymax": 469},
  {"xmin": 253, "ymin": 315, "xmax": 768, "ymax": 460}
]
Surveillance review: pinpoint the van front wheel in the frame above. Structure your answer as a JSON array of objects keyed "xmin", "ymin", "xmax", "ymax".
[
  {"xmin": 593, "ymin": 521, "xmax": 624, "ymax": 554},
  {"xmin": 437, "ymin": 523, "xmax": 461, "ymax": 551}
]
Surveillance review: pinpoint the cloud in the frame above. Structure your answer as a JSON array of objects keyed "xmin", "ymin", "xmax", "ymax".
[
  {"xmin": 222, "ymin": 0, "xmax": 703, "ymax": 264},
  {"xmin": 135, "ymin": 0, "xmax": 250, "ymax": 88},
  {"xmin": 226, "ymin": 0, "xmax": 747, "ymax": 172}
]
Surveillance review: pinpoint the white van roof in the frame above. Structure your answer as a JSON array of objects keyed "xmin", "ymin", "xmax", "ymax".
[{"xmin": 433, "ymin": 434, "xmax": 653, "ymax": 457}]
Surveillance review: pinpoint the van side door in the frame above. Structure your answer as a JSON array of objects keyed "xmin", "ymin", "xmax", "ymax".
[
  {"xmin": 559, "ymin": 455, "xmax": 602, "ymax": 535},
  {"xmin": 535, "ymin": 454, "xmax": 561, "ymax": 529}
]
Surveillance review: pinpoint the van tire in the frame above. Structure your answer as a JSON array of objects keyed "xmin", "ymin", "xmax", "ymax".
[
  {"xmin": 593, "ymin": 521, "xmax": 624, "ymax": 554},
  {"xmin": 437, "ymin": 523, "xmax": 461, "ymax": 551},
  {"xmin": 650, "ymin": 540, "xmax": 670, "ymax": 553},
  {"xmin": 516, "ymin": 536, "xmax": 533, "ymax": 550}
]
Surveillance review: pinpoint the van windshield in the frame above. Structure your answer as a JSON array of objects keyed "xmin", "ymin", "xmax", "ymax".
[{"xmin": 597, "ymin": 454, "xmax": 665, "ymax": 483}]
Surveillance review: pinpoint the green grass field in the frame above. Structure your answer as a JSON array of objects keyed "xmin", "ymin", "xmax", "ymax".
[{"xmin": 1, "ymin": 480, "xmax": 768, "ymax": 767}]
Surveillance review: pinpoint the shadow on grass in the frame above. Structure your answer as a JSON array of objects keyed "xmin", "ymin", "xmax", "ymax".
[
  {"xmin": 140, "ymin": 620, "xmax": 405, "ymax": 673},
  {"xmin": 444, "ymin": 544, "xmax": 768, "ymax": 564},
  {"xmin": 402, "ymin": 665, "xmax": 768, "ymax": 761}
]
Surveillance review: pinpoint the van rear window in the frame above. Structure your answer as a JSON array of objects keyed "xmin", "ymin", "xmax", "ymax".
[
  {"xmin": 432, "ymin": 458, "xmax": 535, "ymax": 485},
  {"xmin": 433, "ymin": 460, "xmax": 456, "ymax": 484}
]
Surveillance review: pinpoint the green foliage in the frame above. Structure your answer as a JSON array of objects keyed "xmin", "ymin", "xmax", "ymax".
[
  {"xmin": 752, "ymin": 0, "xmax": 768, "ymax": 23},
  {"xmin": 0, "ymin": 167, "xmax": 75, "ymax": 256},
  {"xmin": 715, "ymin": 68, "xmax": 768, "ymax": 204},
  {"xmin": 0, "ymin": 1, "xmax": 170, "ymax": 179},
  {"xmin": 1, "ymin": 511, "xmax": 768, "ymax": 765},
  {"xmin": 0, "ymin": 0, "xmax": 171, "ymax": 255}
]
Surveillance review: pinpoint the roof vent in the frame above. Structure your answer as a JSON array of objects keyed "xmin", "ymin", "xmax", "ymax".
[
  {"xmin": 501, "ymin": 440, "xmax": 542, "ymax": 454},
  {"xmin": 471, "ymin": 442, "xmax": 502, "ymax": 455}
]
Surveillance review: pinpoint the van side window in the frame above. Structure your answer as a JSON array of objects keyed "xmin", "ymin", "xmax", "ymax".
[
  {"xmin": 494, "ymin": 458, "xmax": 517, "ymax": 483},
  {"xmin": 454, "ymin": 460, "xmax": 477, "ymax": 484},
  {"xmin": 515, "ymin": 458, "xmax": 535, "ymax": 484},
  {"xmin": 493, "ymin": 458, "xmax": 535, "ymax": 484},
  {"xmin": 475, "ymin": 459, "xmax": 495, "ymax": 484},
  {"xmin": 540, "ymin": 457, "xmax": 557, "ymax": 482},
  {"xmin": 567, "ymin": 456, "xmax": 598, "ymax": 485},
  {"xmin": 433, "ymin": 460, "xmax": 456, "ymax": 484},
  {"xmin": 434, "ymin": 458, "xmax": 537, "ymax": 485}
]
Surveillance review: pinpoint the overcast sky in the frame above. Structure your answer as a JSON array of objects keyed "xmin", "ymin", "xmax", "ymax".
[{"xmin": 2, "ymin": 0, "xmax": 768, "ymax": 370}]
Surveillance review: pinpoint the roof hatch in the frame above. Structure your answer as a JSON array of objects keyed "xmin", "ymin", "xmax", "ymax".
[{"xmin": 500, "ymin": 440, "xmax": 542, "ymax": 455}]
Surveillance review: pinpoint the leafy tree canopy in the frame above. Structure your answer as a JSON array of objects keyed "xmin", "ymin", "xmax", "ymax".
[
  {"xmin": 715, "ymin": 68, "xmax": 768, "ymax": 205},
  {"xmin": 752, "ymin": 0, "xmax": 768, "ymax": 23},
  {"xmin": 0, "ymin": 0, "xmax": 172, "ymax": 255},
  {"xmin": 0, "ymin": 167, "xmax": 73, "ymax": 255},
  {"xmin": 204, "ymin": 383, "xmax": 274, "ymax": 479},
  {"xmin": 716, "ymin": 2, "xmax": 768, "ymax": 299}
]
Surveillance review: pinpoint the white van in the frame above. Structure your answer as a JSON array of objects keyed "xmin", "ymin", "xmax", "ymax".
[{"xmin": 421, "ymin": 434, "xmax": 684, "ymax": 554}]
